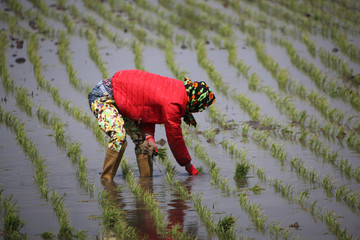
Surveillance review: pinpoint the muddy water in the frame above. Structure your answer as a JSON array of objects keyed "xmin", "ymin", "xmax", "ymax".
[{"xmin": 1, "ymin": 0, "xmax": 360, "ymax": 239}]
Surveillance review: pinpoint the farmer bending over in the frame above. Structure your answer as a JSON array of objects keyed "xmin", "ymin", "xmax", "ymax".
[{"xmin": 88, "ymin": 69, "xmax": 216, "ymax": 180}]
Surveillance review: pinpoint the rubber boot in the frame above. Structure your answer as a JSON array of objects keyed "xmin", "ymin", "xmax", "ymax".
[
  {"xmin": 101, "ymin": 141, "xmax": 127, "ymax": 180},
  {"xmin": 136, "ymin": 153, "xmax": 153, "ymax": 177}
]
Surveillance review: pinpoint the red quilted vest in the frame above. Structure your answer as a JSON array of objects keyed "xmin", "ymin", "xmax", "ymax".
[{"xmin": 112, "ymin": 69, "xmax": 191, "ymax": 166}]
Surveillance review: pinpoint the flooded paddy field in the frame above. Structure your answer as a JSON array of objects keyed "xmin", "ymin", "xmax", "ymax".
[{"xmin": 0, "ymin": 0, "xmax": 360, "ymax": 239}]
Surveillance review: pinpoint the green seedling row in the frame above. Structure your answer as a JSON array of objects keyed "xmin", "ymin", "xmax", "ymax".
[
  {"xmin": 272, "ymin": 36, "xmax": 360, "ymax": 111},
  {"xmin": 318, "ymin": 47, "xmax": 360, "ymax": 87},
  {"xmin": 121, "ymin": 159, "xmax": 169, "ymax": 236},
  {"xmin": 3, "ymin": 9, "xmax": 108, "ymax": 145},
  {"xmin": 217, "ymin": 120, "xmax": 356, "ymax": 239},
  {"xmin": 121, "ymin": 157, "xmax": 199, "ymax": 240},
  {"xmin": 271, "ymin": 0, "xmax": 359, "ymax": 34},
  {"xmin": 85, "ymin": 29, "xmax": 109, "ymax": 79},
  {"xmin": 250, "ymin": 128, "xmax": 360, "ymax": 210},
  {"xmin": 133, "ymin": 40, "xmax": 146, "ymax": 71},
  {"xmin": 183, "ymin": 126, "xmax": 295, "ymax": 238},
  {"xmin": 206, "ymin": 95, "xmax": 360, "ymax": 224},
  {"xmin": 36, "ymin": 106, "xmax": 96, "ymax": 195},
  {"xmin": 0, "ymin": 106, "xmax": 85, "ymax": 239},
  {"xmin": 58, "ymin": 31, "xmax": 90, "ymax": 94},
  {"xmin": 247, "ymin": 0, "xmax": 360, "ymax": 64},
  {"xmin": 157, "ymin": 149, "xmax": 239, "ymax": 240},
  {"xmin": 98, "ymin": 189, "xmax": 141, "ymax": 240},
  {"xmin": 172, "ymin": 4, "xmax": 360, "ymax": 234},
  {"xmin": 270, "ymin": 178, "xmax": 355, "ymax": 240},
  {"xmin": 0, "ymin": 13, "xmax": 115, "ymax": 238},
  {"xmin": 193, "ymin": 2, "xmax": 360, "ymax": 148},
  {"xmin": 82, "ymin": 0, "xmax": 150, "ymax": 45},
  {"xmin": 0, "ymin": 192, "xmax": 27, "ymax": 239},
  {"xmin": 2, "ymin": 0, "xmax": 359, "ymax": 238},
  {"xmin": 301, "ymin": 0, "xmax": 360, "ymax": 28},
  {"xmin": 150, "ymin": 1, "xmax": 360, "ymax": 235},
  {"xmin": 151, "ymin": 10, "xmax": 277, "ymax": 235}
]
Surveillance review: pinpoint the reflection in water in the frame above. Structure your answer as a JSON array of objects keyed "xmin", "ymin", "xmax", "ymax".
[
  {"xmin": 100, "ymin": 180, "xmax": 126, "ymax": 240},
  {"xmin": 166, "ymin": 177, "xmax": 199, "ymax": 239},
  {"xmin": 234, "ymin": 177, "xmax": 249, "ymax": 190},
  {"xmin": 101, "ymin": 177, "xmax": 199, "ymax": 239},
  {"xmin": 167, "ymin": 197, "xmax": 189, "ymax": 232},
  {"xmin": 129, "ymin": 177, "xmax": 162, "ymax": 240},
  {"xmin": 101, "ymin": 180, "xmax": 125, "ymax": 209}
]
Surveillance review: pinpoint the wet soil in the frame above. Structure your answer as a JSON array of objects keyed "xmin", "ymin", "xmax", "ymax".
[{"xmin": 0, "ymin": 0, "xmax": 360, "ymax": 239}]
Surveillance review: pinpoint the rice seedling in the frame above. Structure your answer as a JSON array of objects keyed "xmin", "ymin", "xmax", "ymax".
[
  {"xmin": 270, "ymin": 142, "xmax": 286, "ymax": 165},
  {"xmin": 208, "ymin": 106, "xmax": 226, "ymax": 129},
  {"xmin": 275, "ymin": 35, "xmax": 360, "ymax": 110},
  {"xmin": 247, "ymin": 184, "xmax": 265, "ymax": 194},
  {"xmin": 219, "ymin": 178, "xmax": 231, "ymax": 196},
  {"xmin": 242, "ymin": 124, "xmax": 249, "ymax": 137},
  {"xmin": 156, "ymin": 149, "xmax": 239, "ymax": 238},
  {"xmin": 339, "ymin": 158, "xmax": 353, "ymax": 177},
  {"xmin": 250, "ymin": 123, "xmax": 360, "ymax": 210},
  {"xmin": 256, "ymin": 168, "xmax": 266, "ymax": 181},
  {"xmin": 1, "ymin": 195, "xmax": 27, "ymax": 239},
  {"xmin": 209, "ymin": 162, "xmax": 220, "ymax": 185},
  {"xmin": 290, "ymin": 156, "xmax": 321, "ymax": 184},
  {"xmin": 322, "ymin": 175, "xmax": 334, "ymax": 196},
  {"xmin": 225, "ymin": 40, "xmax": 237, "ymax": 66},
  {"xmin": 318, "ymin": 47, "xmax": 359, "ymax": 86},
  {"xmin": 99, "ymin": 190, "xmax": 141, "ymax": 239},
  {"xmin": 35, "ymin": 105, "xmax": 95, "ymax": 195},
  {"xmin": 36, "ymin": 105, "xmax": 50, "ymax": 123},
  {"xmin": 230, "ymin": 90, "xmax": 260, "ymax": 121},
  {"xmin": 3, "ymin": 0, "xmax": 360, "ymax": 239},
  {"xmin": 133, "ymin": 40, "xmax": 146, "ymax": 71},
  {"xmin": 234, "ymin": 162, "xmax": 250, "ymax": 179},
  {"xmin": 158, "ymin": 38, "xmax": 187, "ymax": 80},
  {"xmin": 83, "ymin": 0, "xmax": 150, "ymax": 44},
  {"xmin": 223, "ymin": 40, "xmax": 250, "ymax": 78},
  {"xmin": 302, "ymin": 32, "xmax": 316, "ymax": 57},
  {"xmin": 7, "ymin": 0, "xmax": 23, "ymax": 16},
  {"xmin": 324, "ymin": 210, "xmax": 353, "ymax": 240},
  {"xmin": 251, "ymin": 28, "xmax": 358, "ymax": 129},
  {"xmin": 85, "ymin": 30, "xmax": 108, "ymax": 78},
  {"xmin": 249, "ymin": 73, "xmax": 260, "ymax": 91},
  {"xmin": 297, "ymin": 189, "xmax": 309, "ymax": 203},
  {"xmin": 56, "ymin": 0, "xmax": 67, "ymax": 9},
  {"xmin": 0, "ymin": 107, "xmax": 50, "ymax": 199},
  {"xmin": 269, "ymin": 221, "xmax": 291, "ymax": 239},
  {"xmin": 276, "ymin": 68, "xmax": 290, "ymax": 90},
  {"xmin": 238, "ymin": 191, "xmax": 266, "ymax": 232},
  {"xmin": 272, "ymin": 179, "xmax": 294, "ymax": 200},
  {"xmin": 40, "ymin": 231, "xmax": 56, "ymax": 240},
  {"xmin": 220, "ymin": 139, "xmax": 248, "ymax": 160},
  {"xmin": 342, "ymin": 190, "xmax": 360, "ymax": 209},
  {"xmin": 215, "ymin": 215, "xmax": 236, "ymax": 239},
  {"xmin": 195, "ymin": 39, "xmax": 229, "ymax": 94},
  {"xmin": 345, "ymin": 132, "xmax": 360, "ymax": 153},
  {"xmin": 248, "ymin": 38, "xmax": 278, "ymax": 77},
  {"xmin": 203, "ymin": 127, "xmax": 219, "ymax": 143},
  {"xmin": 193, "ymin": 195, "xmax": 217, "ymax": 233},
  {"xmin": 0, "ymin": 104, "xmax": 87, "ymax": 237},
  {"xmin": 185, "ymin": 125, "xmax": 278, "ymax": 237},
  {"xmin": 121, "ymin": 159, "xmax": 170, "ymax": 236},
  {"xmin": 57, "ymin": 31, "xmax": 88, "ymax": 93},
  {"xmin": 0, "ymin": 32, "xmax": 15, "ymax": 93}
]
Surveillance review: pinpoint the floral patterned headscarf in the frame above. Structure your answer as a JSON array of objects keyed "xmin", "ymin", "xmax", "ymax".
[{"xmin": 183, "ymin": 76, "xmax": 215, "ymax": 127}]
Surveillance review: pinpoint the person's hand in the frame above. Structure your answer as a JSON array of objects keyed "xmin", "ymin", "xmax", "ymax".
[
  {"xmin": 185, "ymin": 163, "xmax": 199, "ymax": 175},
  {"xmin": 145, "ymin": 134, "xmax": 158, "ymax": 156}
]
